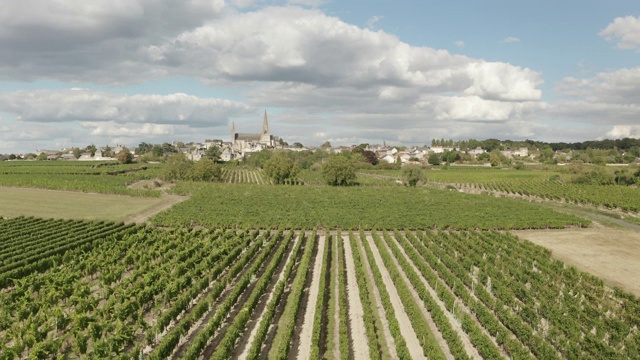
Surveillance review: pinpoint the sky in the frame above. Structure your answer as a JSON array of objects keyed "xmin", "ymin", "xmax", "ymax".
[{"xmin": 0, "ymin": 0, "xmax": 639, "ymax": 154}]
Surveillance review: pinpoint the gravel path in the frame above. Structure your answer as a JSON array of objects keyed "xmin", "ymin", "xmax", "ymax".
[
  {"xmin": 366, "ymin": 235, "xmax": 426, "ymax": 359},
  {"xmin": 342, "ymin": 235, "xmax": 372, "ymax": 359},
  {"xmin": 296, "ymin": 235, "xmax": 326, "ymax": 360}
]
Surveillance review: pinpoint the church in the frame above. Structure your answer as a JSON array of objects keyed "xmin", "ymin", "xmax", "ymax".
[{"xmin": 230, "ymin": 111, "xmax": 279, "ymax": 156}]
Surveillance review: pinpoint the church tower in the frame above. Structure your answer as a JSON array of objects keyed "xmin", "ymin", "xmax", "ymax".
[
  {"xmin": 231, "ymin": 122, "xmax": 236, "ymax": 147},
  {"xmin": 260, "ymin": 110, "xmax": 271, "ymax": 145}
]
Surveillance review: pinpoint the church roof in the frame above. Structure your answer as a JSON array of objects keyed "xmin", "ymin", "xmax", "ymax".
[{"xmin": 235, "ymin": 133, "xmax": 262, "ymax": 141}]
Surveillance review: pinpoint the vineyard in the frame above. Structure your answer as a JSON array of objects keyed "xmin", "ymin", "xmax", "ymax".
[
  {"xmin": 219, "ymin": 167, "xmax": 269, "ymax": 184},
  {"xmin": 153, "ymin": 183, "xmax": 590, "ymax": 230},
  {"xmin": 360, "ymin": 167, "xmax": 640, "ymax": 212},
  {"xmin": 0, "ymin": 161, "xmax": 162, "ymax": 197},
  {"xmin": 1, "ymin": 217, "xmax": 639, "ymax": 359},
  {"xmin": 452, "ymin": 180, "xmax": 640, "ymax": 212}
]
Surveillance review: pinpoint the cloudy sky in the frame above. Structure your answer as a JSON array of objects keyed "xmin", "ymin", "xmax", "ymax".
[{"xmin": 1, "ymin": 0, "xmax": 639, "ymax": 153}]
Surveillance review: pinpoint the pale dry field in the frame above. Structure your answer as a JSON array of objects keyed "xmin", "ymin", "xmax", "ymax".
[
  {"xmin": 515, "ymin": 227, "xmax": 640, "ymax": 297},
  {"xmin": 0, "ymin": 186, "xmax": 184, "ymax": 224}
]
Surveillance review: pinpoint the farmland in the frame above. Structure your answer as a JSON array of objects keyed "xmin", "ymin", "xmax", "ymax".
[
  {"xmin": 1, "ymin": 217, "xmax": 639, "ymax": 358},
  {"xmin": 1, "ymin": 160, "xmax": 639, "ymax": 359}
]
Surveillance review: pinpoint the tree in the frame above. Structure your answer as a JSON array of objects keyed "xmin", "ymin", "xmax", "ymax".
[
  {"xmin": 189, "ymin": 159, "xmax": 221, "ymax": 181},
  {"xmin": 428, "ymin": 153, "xmax": 441, "ymax": 166},
  {"xmin": 136, "ymin": 142, "xmax": 153, "ymax": 155},
  {"xmin": 73, "ymin": 148, "xmax": 82, "ymax": 159},
  {"xmin": 293, "ymin": 142, "xmax": 304, "ymax": 148},
  {"xmin": 85, "ymin": 144, "xmax": 97, "ymax": 156},
  {"xmin": 163, "ymin": 153, "xmax": 192, "ymax": 181},
  {"xmin": 322, "ymin": 155, "xmax": 356, "ymax": 186},
  {"xmin": 320, "ymin": 141, "xmax": 332, "ymax": 149},
  {"xmin": 361, "ymin": 150, "xmax": 379, "ymax": 165},
  {"xmin": 152, "ymin": 145, "xmax": 164, "ymax": 158},
  {"xmin": 264, "ymin": 153, "xmax": 300, "ymax": 184},
  {"xmin": 402, "ymin": 165, "xmax": 424, "ymax": 186},
  {"xmin": 37, "ymin": 152, "xmax": 48, "ymax": 161},
  {"xmin": 116, "ymin": 148, "xmax": 133, "ymax": 164},
  {"xmin": 205, "ymin": 145, "xmax": 221, "ymax": 162}
]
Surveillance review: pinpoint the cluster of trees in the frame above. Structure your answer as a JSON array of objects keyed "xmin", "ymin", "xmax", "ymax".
[{"xmin": 162, "ymin": 153, "xmax": 221, "ymax": 182}]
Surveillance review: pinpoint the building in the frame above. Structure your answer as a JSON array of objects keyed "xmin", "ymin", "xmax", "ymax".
[{"xmin": 231, "ymin": 111, "xmax": 279, "ymax": 157}]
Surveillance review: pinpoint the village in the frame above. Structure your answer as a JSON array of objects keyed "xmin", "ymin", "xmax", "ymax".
[{"xmin": 4, "ymin": 112, "xmax": 640, "ymax": 167}]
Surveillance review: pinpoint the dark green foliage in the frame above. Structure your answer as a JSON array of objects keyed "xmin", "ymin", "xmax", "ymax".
[{"xmin": 322, "ymin": 155, "xmax": 357, "ymax": 186}]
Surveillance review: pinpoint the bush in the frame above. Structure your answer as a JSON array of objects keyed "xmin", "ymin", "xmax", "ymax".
[{"xmin": 322, "ymin": 155, "xmax": 357, "ymax": 186}]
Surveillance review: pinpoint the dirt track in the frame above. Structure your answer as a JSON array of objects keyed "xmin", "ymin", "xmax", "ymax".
[
  {"xmin": 297, "ymin": 236, "xmax": 326, "ymax": 360},
  {"xmin": 125, "ymin": 194, "xmax": 187, "ymax": 224},
  {"xmin": 342, "ymin": 235, "xmax": 371, "ymax": 359}
]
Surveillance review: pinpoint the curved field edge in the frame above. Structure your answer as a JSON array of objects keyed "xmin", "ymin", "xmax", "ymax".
[
  {"xmin": 0, "ymin": 186, "xmax": 173, "ymax": 223},
  {"xmin": 151, "ymin": 182, "xmax": 590, "ymax": 230}
]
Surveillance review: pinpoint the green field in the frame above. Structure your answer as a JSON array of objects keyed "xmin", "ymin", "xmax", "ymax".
[
  {"xmin": 0, "ymin": 161, "xmax": 162, "ymax": 196},
  {"xmin": 151, "ymin": 182, "xmax": 589, "ymax": 230},
  {"xmin": 2, "ymin": 160, "xmax": 640, "ymax": 359}
]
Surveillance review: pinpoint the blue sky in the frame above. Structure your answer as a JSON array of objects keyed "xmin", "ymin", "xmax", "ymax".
[{"xmin": 0, "ymin": 0, "xmax": 639, "ymax": 153}]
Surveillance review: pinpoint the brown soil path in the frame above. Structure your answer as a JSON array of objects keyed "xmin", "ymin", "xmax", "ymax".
[
  {"xmin": 341, "ymin": 235, "xmax": 372, "ymax": 359},
  {"xmin": 331, "ymin": 236, "xmax": 341, "ymax": 360},
  {"xmin": 296, "ymin": 235, "xmax": 326, "ymax": 360},
  {"xmin": 356, "ymin": 234, "xmax": 398, "ymax": 359},
  {"xmin": 380, "ymin": 234, "xmax": 455, "ymax": 360},
  {"xmin": 388, "ymin": 233, "xmax": 492, "ymax": 360},
  {"xmin": 366, "ymin": 235, "xmax": 426, "ymax": 359},
  {"xmin": 125, "ymin": 194, "xmax": 187, "ymax": 224},
  {"xmin": 237, "ymin": 233, "xmax": 301, "ymax": 360}
]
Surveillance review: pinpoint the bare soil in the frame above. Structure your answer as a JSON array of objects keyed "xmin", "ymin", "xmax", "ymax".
[
  {"xmin": 388, "ymin": 233, "xmax": 490, "ymax": 360},
  {"xmin": 366, "ymin": 235, "xmax": 426, "ymax": 359},
  {"xmin": 342, "ymin": 235, "xmax": 372, "ymax": 360},
  {"xmin": 296, "ymin": 236, "xmax": 326, "ymax": 360},
  {"xmin": 514, "ymin": 227, "xmax": 640, "ymax": 297},
  {"xmin": 357, "ymin": 234, "xmax": 398, "ymax": 359},
  {"xmin": 125, "ymin": 194, "xmax": 187, "ymax": 224},
  {"xmin": 236, "ymin": 234, "xmax": 301, "ymax": 360}
]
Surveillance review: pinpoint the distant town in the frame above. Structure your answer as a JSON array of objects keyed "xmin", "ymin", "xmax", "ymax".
[{"xmin": 2, "ymin": 112, "xmax": 640, "ymax": 167}]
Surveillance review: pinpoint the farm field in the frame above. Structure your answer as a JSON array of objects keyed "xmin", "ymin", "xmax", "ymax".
[
  {"xmin": 0, "ymin": 187, "xmax": 176, "ymax": 223},
  {"xmin": 219, "ymin": 167, "xmax": 269, "ymax": 184},
  {"xmin": 152, "ymin": 182, "xmax": 590, "ymax": 230},
  {"xmin": 0, "ymin": 161, "xmax": 162, "ymax": 197},
  {"xmin": 1, "ymin": 160, "xmax": 639, "ymax": 359},
  {"xmin": 1, "ymin": 217, "xmax": 639, "ymax": 358},
  {"xmin": 362, "ymin": 167, "xmax": 640, "ymax": 212},
  {"xmin": 515, "ymin": 227, "xmax": 640, "ymax": 297}
]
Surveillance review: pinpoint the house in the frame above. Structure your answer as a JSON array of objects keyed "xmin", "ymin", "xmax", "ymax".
[{"xmin": 467, "ymin": 147, "xmax": 485, "ymax": 158}]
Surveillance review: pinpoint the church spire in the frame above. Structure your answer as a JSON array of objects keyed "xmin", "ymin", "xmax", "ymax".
[
  {"xmin": 231, "ymin": 121, "xmax": 236, "ymax": 144},
  {"xmin": 262, "ymin": 110, "xmax": 269, "ymax": 135}
]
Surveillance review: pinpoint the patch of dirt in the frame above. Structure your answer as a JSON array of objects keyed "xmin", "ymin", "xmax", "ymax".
[
  {"xmin": 125, "ymin": 194, "xmax": 187, "ymax": 224},
  {"xmin": 127, "ymin": 178, "xmax": 175, "ymax": 191},
  {"xmin": 342, "ymin": 235, "xmax": 371, "ymax": 360},
  {"xmin": 296, "ymin": 236, "xmax": 326, "ymax": 360},
  {"xmin": 514, "ymin": 227, "xmax": 640, "ymax": 297},
  {"xmin": 366, "ymin": 235, "xmax": 426, "ymax": 359}
]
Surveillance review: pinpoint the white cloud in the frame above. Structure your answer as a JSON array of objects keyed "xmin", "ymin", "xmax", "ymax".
[
  {"xmin": 0, "ymin": 89, "xmax": 254, "ymax": 125},
  {"xmin": 454, "ymin": 40, "xmax": 465, "ymax": 48},
  {"xmin": 606, "ymin": 125, "xmax": 640, "ymax": 139},
  {"xmin": 82, "ymin": 121, "xmax": 176, "ymax": 137},
  {"xmin": 502, "ymin": 36, "xmax": 521, "ymax": 43},
  {"xmin": 599, "ymin": 16, "xmax": 640, "ymax": 50}
]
